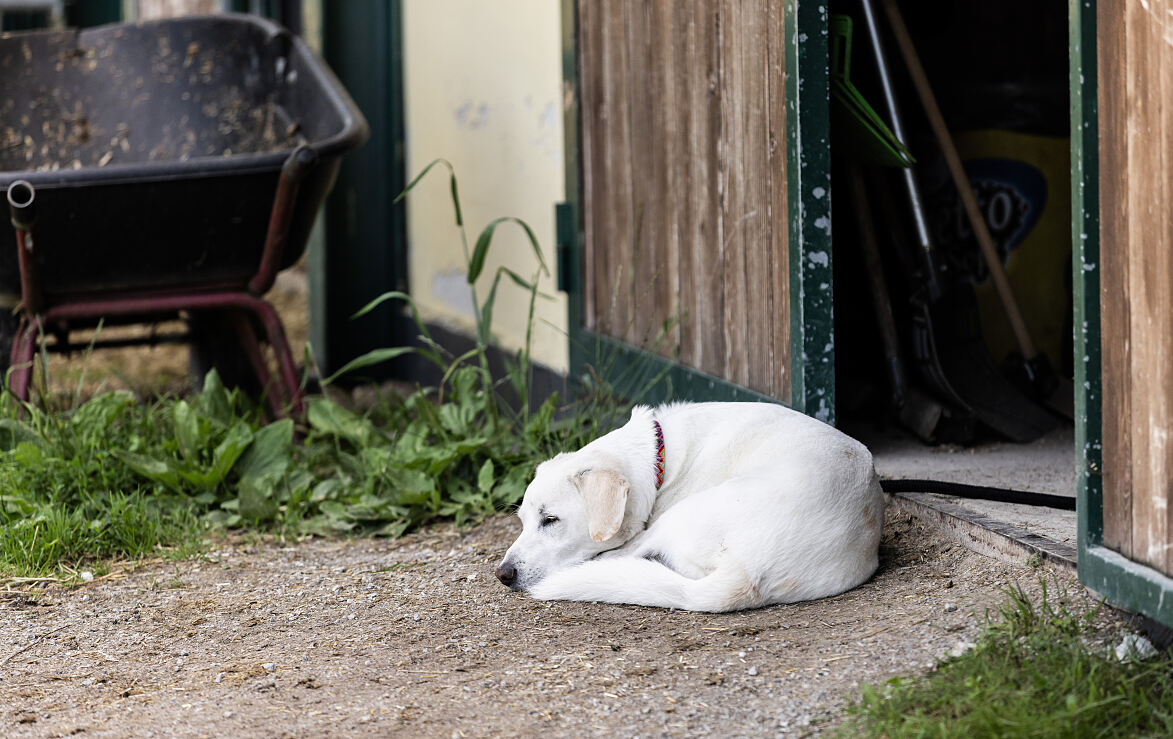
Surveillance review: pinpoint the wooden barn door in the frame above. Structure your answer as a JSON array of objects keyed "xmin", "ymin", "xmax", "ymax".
[
  {"xmin": 559, "ymin": 0, "xmax": 834, "ymax": 421},
  {"xmin": 1074, "ymin": 0, "xmax": 1173, "ymax": 627}
]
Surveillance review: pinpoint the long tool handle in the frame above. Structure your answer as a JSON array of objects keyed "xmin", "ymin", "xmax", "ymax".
[
  {"xmin": 881, "ymin": 0, "xmax": 1036, "ymax": 360},
  {"xmin": 857, "ymin": 0, "xmax": 940, "ymax": 300},
  {"xmin": 848, "ymin": 165, "xmax": 905, "ymax": 410}
]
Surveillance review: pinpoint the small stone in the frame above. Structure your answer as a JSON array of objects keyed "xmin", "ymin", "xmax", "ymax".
[
  {"xmin": 738, "ymin": 651, "xmax": 747, "ymax": 658},
  {"xmin": 80, "ymin": 571, "xmax": 94, "ymax": 583},
  {"xmin": 223, "ymin": 711, "xmax": 234, "ymax": 719},
  {"xmin": 747, "ymin": 666, "xmax": 759, "ymax": 676},
  {"xmin": 262, "ymin": 663, "xmax": 276, "ymax": 673},
  {"xmin": 214, "ymin": 672, "xmax": 225, "ymax": 684},
  {"xmin": 944, "ymin": 604, "xmax": 958, "ymax": 613},
  {"xmin": 947, "ymin": 640, "xmax": 975, "ymax": 658},
  {"xmin": 1116, "ymin": 634, "xmax": 1158, "ymax": 662}
]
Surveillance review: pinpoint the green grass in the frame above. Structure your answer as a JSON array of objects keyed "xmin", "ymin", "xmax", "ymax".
[
  {"xmin": 839, "ymin": 581, "xmax": 1173, "ymax": 738},
  {"xmin": 0, "ymin": 160, "xmax": 636, "ymax": 581}
]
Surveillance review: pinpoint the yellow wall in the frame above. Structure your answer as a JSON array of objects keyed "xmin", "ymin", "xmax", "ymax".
[{"xmin": 403, "ymin": 1, "xmax": 568, "ymax": 372}]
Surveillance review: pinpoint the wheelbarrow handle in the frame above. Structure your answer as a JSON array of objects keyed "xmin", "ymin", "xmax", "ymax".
[
  {"xmin": 249, "ymin": 145, "xmax": 318, "ymax": 295},
  {"xmin": 7, "ymin": 180, "xmax": 44, "ymax": 316},
  {"xmin": 7, "ymin": 180, "xmax": 35, "ymax": 231}
]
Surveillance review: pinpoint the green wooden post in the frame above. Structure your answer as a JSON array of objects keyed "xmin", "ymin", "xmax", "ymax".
[
  {"xmin": 786, "ymin": 0, "xmax": 834, "ymax": 424},
  {"xmin": 315, "ymin": 0, "xmax": 408, "ymax": 378}
]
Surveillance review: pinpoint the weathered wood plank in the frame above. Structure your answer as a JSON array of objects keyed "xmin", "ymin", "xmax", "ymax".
[
  {"xmin": 577, "ymin": 0, "xmax": 602, "ymax": 332},
  {"xmin": 597, "ymin": 0, "xmax": 636, "ymax": 339},
  {"xmin": 678, "ymin": 0, "xmax": 725, "ymax": 377},
  {"xmin": 625, "ymin": 1, "xmax": 656, "ymax": 348},
  {"xmin": 766, "ymin": 0, "xmax": 790, "ymax": 403},
  {"xmin": 719, "ymin": 0, "xmax": 749, "ymax": 388},
  {"xmin": 741, "ymin": 0, "xmax": 773, "ymax": 395},
  {"xmin": 575, "ymin": 0, "xmax": 793, "ymax": 401},
  {"xmin": 1098, "ymin": 0, "xmax": 1132, "ymax": 558},
  {"xmin": 1162, "ymin": 8, "xmax": 1173, "ymax": 579},
  {"xmin": 1125, "ymin": 1, "xmax": 1172, "ymax": 575}
]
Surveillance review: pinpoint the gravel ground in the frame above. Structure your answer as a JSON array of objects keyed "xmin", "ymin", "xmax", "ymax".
[{"xmin": 0, "ymin": 508, "xmax": 1093, "ymax": 738}]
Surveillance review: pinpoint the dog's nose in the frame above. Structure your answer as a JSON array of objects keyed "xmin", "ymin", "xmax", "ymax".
[{"xmin": 495, "ymin": 563, "xmax": 517, "ymax": 586}]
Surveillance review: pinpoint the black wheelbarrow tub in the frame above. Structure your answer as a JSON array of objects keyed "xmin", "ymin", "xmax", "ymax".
[{"xmin": 0, "ymin": 13, "xmax": 368, "ymax": 301}]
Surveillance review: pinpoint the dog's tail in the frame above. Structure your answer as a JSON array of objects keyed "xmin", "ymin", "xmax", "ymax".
[{"xmin": 527, "ymin": 557, "xmax": 759, "ymax": 613}]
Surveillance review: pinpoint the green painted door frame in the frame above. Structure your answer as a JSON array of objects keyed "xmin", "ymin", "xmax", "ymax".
[
  {"xmin": 315, "ymin": 0, "xmax": 408, "ymax": 379},
  {"xmin": 1070, "ymin": 0, "xmax": 1173, "ymax": 629},
  {"xmin": 557, "ymin": 0, "xmax": 835, "ymax": 420}
]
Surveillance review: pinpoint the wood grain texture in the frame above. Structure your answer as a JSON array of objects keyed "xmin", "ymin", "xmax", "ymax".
[
  {"xmin": 577, "ymin": 0, "xmax": 601, "ymax": 331},
  {"xmin": 679, "ymin": 0, "xmax": 726, "ymax": 377},
  {"xmin": 740, "ymin": 0, "xmax": 773, "ymax": 395},
  {"xmin": 718, "ymin": 0, "xmax": 749, "ymax": 388},
  {"xmin": 600, "ymin": 0, "xmax": 636, "ymax": 338},
  {"xmin": 1097, "ymin": 2, "xmax": 1131, "ymax": 557},
  {"xmin": 1098, "ymin": 1, "xmax": 1173, "ymax": 576},
  {"xmin": 626, "ymin": 1, "xmax": 656, "ymax": 347},
  {"xmin": 576, "ymin": 0, "xmax": 789, "ymax": 397},
  {"xmin": 766, "ymin": 0, "xmax": 790, "ymax": 403}
]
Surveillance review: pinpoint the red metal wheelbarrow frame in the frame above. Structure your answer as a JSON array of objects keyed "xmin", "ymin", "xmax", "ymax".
[{"xmin": 5, "ymin": 145, "xmax": 319, "ymax": 420}]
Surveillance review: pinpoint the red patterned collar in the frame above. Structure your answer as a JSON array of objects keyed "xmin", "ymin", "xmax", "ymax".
[{"xmin": 653, "ymin": 420, "xmax": 665, "ymax": 490}]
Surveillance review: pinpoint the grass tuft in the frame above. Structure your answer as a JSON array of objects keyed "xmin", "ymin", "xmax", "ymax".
[{"xmin": 839, "ymin": 580, "xmax": 1173, "ymax": 738}]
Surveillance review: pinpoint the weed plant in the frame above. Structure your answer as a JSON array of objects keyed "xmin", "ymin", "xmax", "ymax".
[
  {"xmin": 0, "ymin": 161, "xmax": 636, "ymax": 578},
  {"xmin": 839, "ymin": 581, "xmax": 1173, "ymax": 738}
]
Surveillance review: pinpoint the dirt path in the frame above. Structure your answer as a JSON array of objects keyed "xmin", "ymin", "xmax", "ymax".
[{"xmin": 0, "ymin": 510, "xmax": 1087, "ymax": 738}]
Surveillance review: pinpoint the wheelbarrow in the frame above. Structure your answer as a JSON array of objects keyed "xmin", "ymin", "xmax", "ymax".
[{"xmin": 0, "ymin": 13, "xmax": 368, "ymax": 418}]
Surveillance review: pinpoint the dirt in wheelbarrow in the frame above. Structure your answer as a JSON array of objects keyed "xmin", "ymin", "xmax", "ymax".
[{"xmin": 0, "ymin": 509, "xmax": 1105, "ymax": 738}]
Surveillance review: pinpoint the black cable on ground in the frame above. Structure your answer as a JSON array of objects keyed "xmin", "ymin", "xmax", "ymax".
[{"xmin": 880, "ymin": 479, "xmax": 1076, "ymax": 511}]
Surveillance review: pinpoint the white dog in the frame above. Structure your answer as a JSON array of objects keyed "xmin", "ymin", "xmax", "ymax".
[{"xmin": 494, "ymin": 402, "xmax": 884, "ymax": 612}]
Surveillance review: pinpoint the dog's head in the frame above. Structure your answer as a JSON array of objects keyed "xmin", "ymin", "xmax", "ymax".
[{"xmin": 494, "ymin": 454, "xmax": 633, "ymax": 591}]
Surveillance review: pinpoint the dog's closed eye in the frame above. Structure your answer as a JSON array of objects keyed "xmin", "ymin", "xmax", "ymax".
[{"xmin": 540, "ymin": 515, "xmax": 559, "ymax": 527}]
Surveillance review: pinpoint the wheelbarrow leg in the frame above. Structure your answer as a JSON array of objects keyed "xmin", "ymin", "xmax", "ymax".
[
  {"xmin": 8, "ymin": 319, "xmax": 38, "ymax": 403},
  {"xmin": 228, "ymin": 296, "xmax": 304, "ymax": 420},
  {"xmin": 248, "ymin": 298, "xmax": 305, "ymax": 419},
  {"xmin": 228, "ymin": 311, "xmax": 286, "ymax": 421}
]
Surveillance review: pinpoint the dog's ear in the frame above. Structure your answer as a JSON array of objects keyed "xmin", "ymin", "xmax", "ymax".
[{"xmin": 573, "ymin": 468, "xmax": 630, "ymax": 542}]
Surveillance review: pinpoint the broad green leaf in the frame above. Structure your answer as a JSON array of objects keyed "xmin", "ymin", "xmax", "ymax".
[
  {"xmin": 236, "ymin": 419, "xmax": 293, "ymax": 481},
  {"xmin": 307, "ymin": 398, "xmax": 374, "ymax": 445},
  {"xmin": 70, "ymin": 391, "xmax": 134, "ymax": 434},
  {"xmin": 173, "ymin": 401, "xmax": 202, "ymax": 462},
  {"xmin": 238, "ymin": 474, "xmax": 278, "ymax": 522},
  {"xmin": 477, "ymin": 459, "xmax": 495, "ymax": 495},
  {"xmin": 310, "ymin": 478, "xmax": 345, "ymax": 502},
  {"xmin": 197, "ymin": 369, "xmax": 233, "ymax": 426},
  {"xmin": 209, "ymin": 422, "xmax": 254, "ymax": 484},
  {"xmin": 114, "ymin": 450, "xmax": 183, "ymax": 492},
  {"xmin": 437, "ymin": 402, "xmax": 471, "ymax": 437}
]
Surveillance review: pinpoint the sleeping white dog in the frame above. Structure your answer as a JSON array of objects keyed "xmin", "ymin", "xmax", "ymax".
[{"xmin": 494, "ymin": 402, "xmax": 884, "ymax": 612}]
